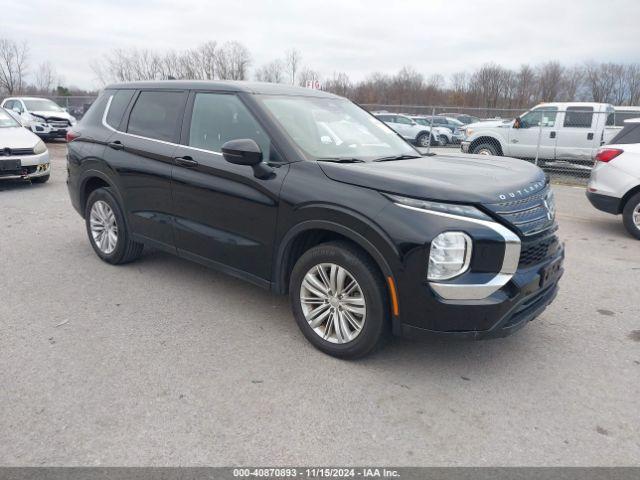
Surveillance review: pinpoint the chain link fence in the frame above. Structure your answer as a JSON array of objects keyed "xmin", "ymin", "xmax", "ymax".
[
  {"xmin": 4, "ymin": 94, "xmax": 637, "ymax": 184},
  {"xmin": 361, "ymin": 104, "xmax": 638, "ymax": 184}
]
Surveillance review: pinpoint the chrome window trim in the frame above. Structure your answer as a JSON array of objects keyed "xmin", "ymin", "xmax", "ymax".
[
  {"xmin": 101, "ymin": 92, "xmax": 223, "ymax": 157},
  {"xmin": 395, "ymin": 203, "xmax": 521, "ymax": 300}
]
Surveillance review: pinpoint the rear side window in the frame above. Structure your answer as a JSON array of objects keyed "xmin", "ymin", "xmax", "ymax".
[
  {"xmin": 610, "ymin": 123, "xmax": 640, "ymax": 145},
  {"xmin": 106, "ymin": 89, "xmax": 135, "ymax": 129},
  {"xmin": 563, "ymin": 106, "xmax": 593, "ymax": 128},
  {"xmin": 127, "ymin": 91, "xmax": 186, "ymax": 142}
]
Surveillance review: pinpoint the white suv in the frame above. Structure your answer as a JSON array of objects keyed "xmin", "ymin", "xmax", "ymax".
[
  {"xmin": 587, "ymin": 118, "xmax": 640, "ymax": 239},
  {"xmin": 373, "ymin": 113, "xmax": 438, "ymax": 147},
  {"xmin": 1, "ymin": 97, "xmax": 77, "ymax": 140}
]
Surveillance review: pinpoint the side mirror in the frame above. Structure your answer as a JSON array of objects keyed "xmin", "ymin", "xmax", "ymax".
[
  {"xmin": 513, "ymin": 117, "xmax": 522, "ymax": 129},
  {"xmin": 221, "ymin": 138, "xmax": 273, "ymax": 179}
]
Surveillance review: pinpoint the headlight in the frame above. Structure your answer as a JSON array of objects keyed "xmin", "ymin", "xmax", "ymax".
[
  {"xmin": 70, "ymin": 117, "xmax": 77, "ymax": 125},
  {"xmin": 29, "ymin": 114, "xmax": 47, "ymax": 125},
  {"xmin": 428, "ymin": 232, "xmax": 472, "ymax": 281},
  {"xmin": 385, "ymin": 193, "xmax": 492, "ymax": 221},
  {"xmin": 33, "ymin": 140, "xmax": 47, "ymax": 155},
  {"xmin": 465, "ymin": 128, "xmax": 473, "ymax": 137}
]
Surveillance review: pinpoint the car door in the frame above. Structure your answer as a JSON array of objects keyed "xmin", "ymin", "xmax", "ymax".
[
  {"xmin": 507, "ymin": 106, "xmax": 558, "ymax": 159},
  {"xmin": 103, "ymin": 89, "xmax": 188, "ymax": 250},
  {"xmin": 171, "ymin": 91, "xmax": 289, "ymax": 285},
  {"xmin": 555, "ymin": 106, "xmax": 596, "ymax": 161}
]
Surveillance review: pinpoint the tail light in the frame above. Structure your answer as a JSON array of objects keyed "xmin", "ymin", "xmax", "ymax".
[
  {"xmin": 595, "ymin": 148, "xmax": 623, "ymax": 163},
  {"xmin": 66, "ymin": 130, "xmax": 80, "ymax": 143}
]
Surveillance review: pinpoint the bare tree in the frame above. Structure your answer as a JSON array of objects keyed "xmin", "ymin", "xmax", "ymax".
[
  {"xmin": 324, "ymin": 72, "xmax": 351, "ymax": 97},
  {"xmin": 537, "ymin": 61, "xmax": 564, "ymax": 102},
  {"xmin": 298, "ymin": 67, "xmax": 322, "ymax": 89},
  {"xmin": 216, "ymin": 41, "xmax": 251, "ymax": 80},
  {"xmin": 254, "ymin": 59, "xmax": 285, "ymax": 83},
  {"xmin": 625, "ymin": 64, "xmax": 640, "ymax": 106},
  {"xmin": 0, "ymin": 37, "xmax": 29, "ymax": 94},
  {"xmin": 33, "ymin": 61, "xmax": 56, "ymax": 93},
  {"xmin": 284, "ymin": 49, "xmax": 301, "ymax": 85}
]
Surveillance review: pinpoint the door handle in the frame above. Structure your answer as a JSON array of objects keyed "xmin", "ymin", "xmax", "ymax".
[
  {"xmin": 107, "ymin": 140, "xmax": 124, "ymax": 150},
  {"xmin": 511, "ymin": 139, "xmax": 519, "ymax": 143},
  {"xmin": 550, "ymin": 131, "xmax": 556, "ymax": 139},
  {"xmin": 587, "ymin": 132, "xmax": 594, "ymax": 140},
  {"xmin": 174, "ymin": 156, "xmax": 199, "ymax": 167}
]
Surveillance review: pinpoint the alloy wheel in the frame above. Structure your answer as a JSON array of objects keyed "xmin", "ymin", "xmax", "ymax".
[
  {"xmin": 299, "ymin": 263, "xmax": 366, "ymax": 344},
  {"xmin": 89, "ymin": 200, "xmax": 118, "ymax": 254}
]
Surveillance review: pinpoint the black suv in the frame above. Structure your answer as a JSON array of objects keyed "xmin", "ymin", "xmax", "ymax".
[{"xmin": 66, "ymin": 81, "xmax": 564, "ymax": 358}]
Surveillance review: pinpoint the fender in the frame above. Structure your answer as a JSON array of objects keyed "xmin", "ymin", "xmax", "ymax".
[
  {"xmin": 78, "ymin": 165, "xmax": 124, "ymax": 217},
  {"xmin": 272, "ymin": 215, "xmax": 398, "ymax": 296},
  {"xmin": 468, "ymin": 132, "xmax": 507, "ymax": 155}
]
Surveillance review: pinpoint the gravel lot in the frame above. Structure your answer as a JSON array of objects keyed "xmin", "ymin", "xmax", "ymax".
[{"xmin": 1, "ymin": 142, "xmax": 638, "ymax": 466}]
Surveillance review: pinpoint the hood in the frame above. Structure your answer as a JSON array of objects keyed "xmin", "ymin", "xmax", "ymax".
[
  {"xmin": 0, "ymin": 126, "xmax": 41, "ymax": 149},
  {"xmin": 466, "ymin": 119, "xmax": 512, "ymax": 129},
  {"xmin": 318, "ymin": 154, "xmax": 546, "ymax": 204},
  {"xmin": 29, "ymin": 110, "xmax": 75, "ymax": 121}
]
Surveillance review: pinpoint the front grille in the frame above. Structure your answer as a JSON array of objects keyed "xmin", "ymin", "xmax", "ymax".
[
  {"xmin": 484, "ymin": 186, "xmax": 554, "ymax": 236},
  {"xmin": 519, "ymin": 233, "xmax": 560, "ymax": 267},
  {"xmin": 48, "ymin": 120, "xmax": 70, "ymax": 128},
  {"xmin": 0, "ymin": 148, "xmax": 35, "ymax": 156}
]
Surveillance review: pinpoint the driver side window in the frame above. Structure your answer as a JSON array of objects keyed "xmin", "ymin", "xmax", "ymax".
[
  {"xmin": 520, "ymin": 107, "xmax": 558, "ymax": 128},
  {"xmin": 188, "ymin": 93, "xmax": 271, "ymax": 160},
  {"xmin": 395, "ymin": 116, "xmax": 412, "ymax": 125}
]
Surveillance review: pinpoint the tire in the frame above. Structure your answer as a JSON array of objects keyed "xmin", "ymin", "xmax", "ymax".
[
  {"xmin": 471, "ymin": 142, "xmax": 500, "ymax": 156},
  {"xmin": 416, "ymin": 133, "xmax": 431, "ymax": 148},
  {"xmin": 622, "ymin": 192, "xmax": 640, "ymax": 240},
  {"xmin": 289, "ymin": 241, "xmax": 389, "ymax": 359},
  {"xmin": 85, "ymin": 187, "xmax": 143, "ymax": 264},
  {"xmin": 439, "ymin": 135, "xmax": 449, "ymax": 146},
  {"xmin": 31, "ymin": 174, "xmax": 49, "ymax": 184}
]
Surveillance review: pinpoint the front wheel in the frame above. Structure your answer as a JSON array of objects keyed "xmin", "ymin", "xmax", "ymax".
[
  {"xmin": 289, "ymin": 241, "xmax": 389, "ymax": 359},
  {"xmin": 471, "ymin": 142, "xmax": 500, "ymax": 156},
  {"xmin": 85, "ymin": 187, "xmax": 144, "ymax": 264},
  {"xmin": 622, "ymin": 192, "xmax": 640, "ymax": 240},
  {"xmin": 416, "ymin": 133, "xmax": 431, "ymax": 148}
]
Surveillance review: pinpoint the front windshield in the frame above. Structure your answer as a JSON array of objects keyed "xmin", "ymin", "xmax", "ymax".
[
  {"xmin": 0, "ymin": 109, "xmax": 20, "ymax": 128},
  {"xmin": 257, "ymin": 95, "xmax": 418, "ymax": 161},
  {"xmin": 23, "ymin": 99, "xmax": 64, "ymax": 112}
]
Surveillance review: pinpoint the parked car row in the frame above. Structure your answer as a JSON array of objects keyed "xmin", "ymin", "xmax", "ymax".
[
  {"xmin": 1, "ymin": 97, "xmax": 77, "ymax": 140},
  {"xmin": 0, "ymin": 106, "xmax": 51, "ymax": 183},
  {"xmin": 372, "ymin": 112, "xmax": 464, "ymax": 147}
]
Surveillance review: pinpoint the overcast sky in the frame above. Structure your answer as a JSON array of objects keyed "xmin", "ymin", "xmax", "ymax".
[{"xmin": 3, "ymin": 0, "xmax": 640, "ymax": 90}]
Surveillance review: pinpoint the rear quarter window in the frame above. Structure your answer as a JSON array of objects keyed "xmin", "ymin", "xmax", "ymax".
[
  {"xmin": 106, "ymin": 89, "xmax": 135, "ymax": 129},
  {"xmin": 126, "ymin": 90, "xmax": 187, "ymax": 142},
  {"xmin": 78, "ymin": 92, "xmax": 109, "ymax": 126},
  {"xmin": 610, "ymin": 123, "xmax": 640, "ymax": 145}
]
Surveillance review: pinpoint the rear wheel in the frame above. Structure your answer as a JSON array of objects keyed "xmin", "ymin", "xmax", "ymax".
[
  {"xmin": 289, "ymin": 241, "xmax": 389, "ymax": 359},
  {"xmin": 622, "ymin": 192, "xmax": 640, "ymax": 240},
  {"xmin": 471, "ymin": 142, "xmax": 500, "ymax": 156},
  {"xmin": 85, "ymin": 187, "xmax": 143, "ymax": 264}
]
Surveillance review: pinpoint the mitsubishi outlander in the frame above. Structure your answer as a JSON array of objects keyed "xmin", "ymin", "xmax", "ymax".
[{"xmin": 66, "ymin": 81, "xmax": 564, "ymax": 358}]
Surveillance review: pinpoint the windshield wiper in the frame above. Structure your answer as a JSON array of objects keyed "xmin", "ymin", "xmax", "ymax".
[
  {"xmin": 316, "ymin": 157, "xmax": 365, "ymax": 163},
  {"xmin": 373, "ymin": 154, "xmax": 422, "ymax": 162}
]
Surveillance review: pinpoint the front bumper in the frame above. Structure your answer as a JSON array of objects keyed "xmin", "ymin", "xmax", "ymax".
[
  {"xmin": 30, "ymin": 124, "xmax": 68, "ymax": 139},
  {"xmin": 398, "ymin": 241, "xmax": 565, "ymax": 340},
  {"xmin": 0, "ymin": 151, "xmax": 50, "ymax": 180}
]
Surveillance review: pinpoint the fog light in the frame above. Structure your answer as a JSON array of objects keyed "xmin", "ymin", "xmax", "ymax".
[{"xmin": 428, "ymin": 232, "xmax": 472, "ymax": 281}]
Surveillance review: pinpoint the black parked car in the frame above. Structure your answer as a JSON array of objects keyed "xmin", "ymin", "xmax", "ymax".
[{"xmin": 66, "ymin": 81, "xmax": 564, "ymax": 358}]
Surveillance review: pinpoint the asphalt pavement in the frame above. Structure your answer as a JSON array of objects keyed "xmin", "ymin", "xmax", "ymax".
[{"xmin": 0, "ymin": 142, "xmax": 638, "ymax": 466}]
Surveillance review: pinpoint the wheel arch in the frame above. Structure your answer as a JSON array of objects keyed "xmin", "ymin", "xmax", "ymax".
[
  {"xmin": 79, "ymin": 169, "xmax": 124, "ymax": 218},
  {"xmin": 620, "ymin": 184, "xmax": 640, "ymax": 214},
  {"xmin": 272, "ymin": 220, "xmax": 396, "ymax": 297}
]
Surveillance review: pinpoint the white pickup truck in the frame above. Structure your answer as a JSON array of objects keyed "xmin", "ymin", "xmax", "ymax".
[{"xmin": 461, "ymin": 102, "xmax": 620, "ymax": 162}]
